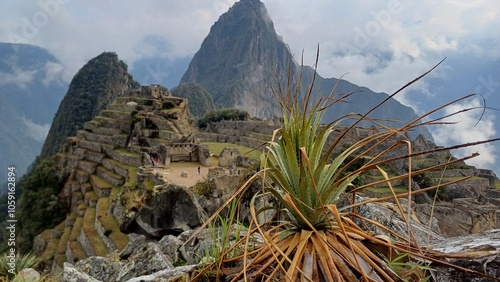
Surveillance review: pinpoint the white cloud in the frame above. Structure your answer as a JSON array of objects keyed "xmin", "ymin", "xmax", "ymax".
[
  {"xmin": 0, "ymin": 68, "xmax": 37, "ymax": 89},
  {"xmin": 22, "ymin": 117, "xmax": 50, "ymax": 142},
  {"xmin": 1, "ymin": 0, "xmax": 498, "ymax": 91},
  {"xmin": 42, "ymin": 61, "xmax": 64, "ymax": 86},
  {"xmin": 431, "ymin": 98, "xmax": 497, "ymax": 169}
]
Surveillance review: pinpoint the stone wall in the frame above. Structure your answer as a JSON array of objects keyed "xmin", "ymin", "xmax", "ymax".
[
  {"xmin": 218, "ymin": 147, "xmax": 240, "ymax": 167},
  {"xmin": 156, "ymin": 143, "xmax": 210, "ymax": 167}
]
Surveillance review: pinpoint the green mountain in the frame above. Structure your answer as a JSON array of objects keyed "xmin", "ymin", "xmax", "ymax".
[
  {"xmin": 3, "ymin": 52, "xmax": 140, "ymax": 253},
  {"xmin": 40, "ymin": 52, "xmax": 140, "ymax": 158},
  {"xmin": 171, "ymin": 83, "xmax": 215, "ymax": 117},
  {"xmin": 180, "ymin": 0, "xmax": 432, "ymax": 140}
]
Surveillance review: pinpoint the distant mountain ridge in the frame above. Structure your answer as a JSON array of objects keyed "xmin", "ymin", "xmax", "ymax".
[
  {"xmin": 0, "ymin": 43, "xmax": 67, "ymax": 185},
  {"xmin": 180, "ymin": 0, "xmax": 432, "ymax": 140}
]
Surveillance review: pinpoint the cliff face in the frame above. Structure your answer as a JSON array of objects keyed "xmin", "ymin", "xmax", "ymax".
[
  {"xmin": 180, "ymin": 0, "xmax": 432, "ymax": 140},
  {"xmin": 40, "ymin": 52, "xmax": 139, "ymax": 159},
  {"xmin": 180, "ymin": 0, "xmax": 293, "ymax": 118}
]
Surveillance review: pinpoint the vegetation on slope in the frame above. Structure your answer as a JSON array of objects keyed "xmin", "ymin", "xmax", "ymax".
[
  {"xmin": 197, "ymin": 108, "xmax": 249, "ymax": 129},
  {"xmin": 10, "ymin": 158, "xmax": 67, "ymax": 254},
  {"xmin": 171, "ymin": 83, "xmax": 215, "ymax": 117}
]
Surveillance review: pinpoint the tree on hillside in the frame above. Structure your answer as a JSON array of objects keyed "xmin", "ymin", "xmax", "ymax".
[
  {"xmin": 15, "ymin": 158, "xmax": 68, "ymax": 254},
  {"xmin": 197, "ymin": 108, "xmax": 249, "ymax": 129}
]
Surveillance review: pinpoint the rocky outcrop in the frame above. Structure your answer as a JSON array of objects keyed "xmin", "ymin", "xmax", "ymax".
[
  {"xmin": 60, "ymin": 213, "xmax": 500, "ymax": 282},
  {"xmin": 415, "ymin": 198, "xmax": 498, "ymax": 237},
  {"xmin": 430, "ymin": 229, "xmax": 500, "ymax": 281},
  {"xmin": 116, "ymin": 183, "xmax": 203, "ymax": 238}
]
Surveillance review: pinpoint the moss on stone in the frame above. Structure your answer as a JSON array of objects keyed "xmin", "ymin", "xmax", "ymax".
[
  {"xmin": 189, "ymin": 182, "xmax": 211, "ymax": 196},
  {"xmin": 143, "ymin": 178, "xmax": 155, "ymax": 191}
]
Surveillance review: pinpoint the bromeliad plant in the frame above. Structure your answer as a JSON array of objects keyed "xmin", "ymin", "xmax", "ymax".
[{"xmin": 190, "ymin": 53, "xmax": 500, "ymax": 281}]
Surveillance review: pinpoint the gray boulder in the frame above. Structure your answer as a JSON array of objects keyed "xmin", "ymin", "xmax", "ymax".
[
  {"xmin": 75, "ymin": 256, "xmax": 122, "ymax": 281},
  {"xmin": 116, "ymin": 242, "xmax": 174, "ymax": 281},
  {"xmin": 124, "ymin": 265, "xmax": 197, "ymax": 282},
  {"xmin": 430, "ymin": 229, "xmax": 500, "ymax": 281},
  {"xmin": 62, "ymin": 263, "xmax": 100, "ymax": 282}
]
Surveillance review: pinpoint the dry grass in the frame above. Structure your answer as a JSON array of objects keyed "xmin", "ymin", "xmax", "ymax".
[{"xmin": 188, "ymin": 53, "xmax": 499, "ymax": 281}]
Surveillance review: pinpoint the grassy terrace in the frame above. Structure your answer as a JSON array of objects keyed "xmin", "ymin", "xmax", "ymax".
[
  {"xmin": 82, "ymin": 207, "xmax": 109, "ymax": 257},
  {"xmin": 39, "ymin": 230, "xmax": 58, "ymax": 262},
  {"xmin": 99, "ymin": 215, "xmax": 129, "ymax": 250},
  {"xmin": 97, "ymin": 165, "xmax": 124, "ymax": 182},
  {"xmin": 110, "ymin": 187, "xmax": 121, "ymax": 203},
  {"xmin": 66, "ymin": 216, "xmax": 87, "ymax": 262},
  {"xmin": 96, "ymin": 197, "xmax": 129, "ymax": 250},
  {"xmin": 202, "ymin": 142, "xmax": 262, "ymax": 160},
  {"xmin": 125, "ymin": 166, "xmax": 138, "ymax": 188},
  {"xmin": 90, "ymin": 174, "xmax": 113, "ymax": 189},
  {"xmin": 68, "ymin": 241, "xmax": 87, "ymax": 263},
  {"xmin": 115, "ymin": 148, "xmax": 141, "ymax": 157},
  {"xmin": 144, "ymin": 178, "xmax": 155, "ymax": 191},
  {"xmin": 105, "ymin": 158, "xmax": 138, "ymax": 187},
  {"xmin": 69, "ymin": 216, "xmax": 83, "ymax": 242},
  {"xmin": 85, "ymin": 191, "xmax": 98, "ymax": 203},
  {"xmin": 54, "ymin": 226, "xmax": 72, "ymax": 265},
  {"xmin": 96, "ymin": 197, "xmax": 109, "ymax": 218},
  {"xmin": 246, "ymin": 130, "xmax": 272, "ymax": 140}
]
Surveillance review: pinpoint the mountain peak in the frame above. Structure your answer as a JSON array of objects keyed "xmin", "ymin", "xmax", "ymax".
[
  {"xmin": 180, "ymin": 0, "xmax": 292, "ymax": 118},
  {"xmin": 217, "ymin": 0, "xmax": 277, "ymax": 38},
  {"xmin": 40, "ymin": 51, "xmax": 139, "ymax": 158}
]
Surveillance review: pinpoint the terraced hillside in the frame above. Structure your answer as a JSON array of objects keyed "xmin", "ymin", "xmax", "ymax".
[
  {"xmin": 32, "ymin": 85, "xmax": 195, "ymax": 270},
  {"xmin": 32, "ymin": 84, "xmax": 500, "ymax": 271}
]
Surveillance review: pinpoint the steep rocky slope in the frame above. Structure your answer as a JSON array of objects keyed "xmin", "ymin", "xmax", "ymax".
[
  {"xmin": 40, "ymin": 52, "xmax": 139, "ymax": 159},
  {"xmin": 180, "ymin": 0, "xmax": 432, "ymax": 140}
]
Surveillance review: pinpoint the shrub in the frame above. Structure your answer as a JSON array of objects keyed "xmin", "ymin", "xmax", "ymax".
[
  {"xmin": 0, "ymin": 252, "xmax": 39, "ymax": 279},
  {"xmin": 197, "ymin": 108, "xmax": 249, "ymax": 128}
]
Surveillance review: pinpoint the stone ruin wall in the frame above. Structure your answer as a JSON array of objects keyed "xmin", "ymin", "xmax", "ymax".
[{"xmin": 155, "ymin": 143, "xmax": 210, "ymax": 167}]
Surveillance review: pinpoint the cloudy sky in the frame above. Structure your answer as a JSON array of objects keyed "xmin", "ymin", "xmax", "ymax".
[{"xmin": 1, "ymin": 0, "xmax": 499, "ymax": 172}]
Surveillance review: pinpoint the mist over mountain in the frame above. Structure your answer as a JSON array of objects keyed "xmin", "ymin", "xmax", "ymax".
[
  {"xmin": 180, "ymin": 0, "xmax": 432, "ymax": 140},
  {"xmin": 130, "ymin": 55, "xmax": 190, "ymax": 89},
  {"xmin": 0, "ymin": 43, "xmax": 66, "ymax": 185},
  {"xmin": 40, "ymin": 52, "xmax": 139, "ymax": 159}
]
